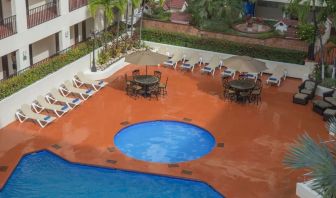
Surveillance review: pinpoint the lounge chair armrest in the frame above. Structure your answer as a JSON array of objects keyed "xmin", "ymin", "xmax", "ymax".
[
  {"xmin": 32, "ymin": 102, "xmax": 43, "ymax": 113},
  {"xmin": 59, "ymin": 86, "xmax": 70, "ymax": 96},
  {"xmin": 46, "ymin": 94, "xmax": 56, "ymax": 104}
]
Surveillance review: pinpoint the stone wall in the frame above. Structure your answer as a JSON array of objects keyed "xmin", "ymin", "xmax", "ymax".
[{"xmin": 143, "ymin": 19, "xmax": 308, "ymax": 52}]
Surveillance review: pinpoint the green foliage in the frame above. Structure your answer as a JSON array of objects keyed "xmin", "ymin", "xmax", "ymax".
[
  {"xmin": 142, "ymin": 29, "xmax": 306, "ymax": 64},
  {"xmin": 144, "ymin": 7, "xmax": 171, "ymax": 21},
  {"xmin": 188, "ymin": 0, "xmax": 242, "ymax": 27},
  {"xmin": 297, "ymin": 24, "xmax": 317, "ymax": 43},
  {"xmin": 283, "ymin": 133, "xmax": 336, "ymax": 197},
  {"xmin": 0, "ymin": 42, "xmax": 92, "ymax": 100},
  {"xmin": 97, "ymin": 49, "xmax": 111, "ymax": 65},
  {"xmin": 329, "ymin": 35, "xmax": 336, "ymax": 45},
  {"xmin": 320, "ymin": 78, "xmax": 336, "ymax": 88}
]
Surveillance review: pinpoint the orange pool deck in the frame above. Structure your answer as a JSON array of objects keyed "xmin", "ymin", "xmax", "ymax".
[{"xmin": 0, "ymin": 65, "xmax": 328, "ymax": 197}]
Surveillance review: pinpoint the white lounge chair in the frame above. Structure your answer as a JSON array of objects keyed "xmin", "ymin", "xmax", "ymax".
[
  {"xmin": 16, "ymin": 104, "xmax": 56, "ymax": 128},
  {"xmin": 32, "ymin": 96, "xmax": 70, "ymax": 117},
  {"xmin": 46, "ymin": 88, "xmax": 82, "ymax": 109},
  {"xmin": 266, "ymin": 67, "xmax": 288, "ymax": 86},
  {"xmin": 60, "ymin": 80, "xmax": 95, "ymax": 100},
  {"xmin": 163, "ymin": 51, "xmax": 182, "ymax": 70},
  {"xmin": 201, "ymin": 56, "xmax": 223, "ymax": 76},
  {"xmin": 221, "ymin": 68, "xmax": 236, "ymax": 79},
  {"xmin": 246, "ymin": 72, "xmax": 259, "ymax": 82},
  {"xmin": 180, "ymin": 55, "xmax": 201, "ymax": 72},
  {"xmin": 73, "ymin": 72, "xmax": 107, "ymax": 91}
]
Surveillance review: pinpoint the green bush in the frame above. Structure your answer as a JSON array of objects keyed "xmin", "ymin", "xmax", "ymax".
[
  {"xmin": 142, "ymin": 29, "xmax": 306, "ymax": 64},
  {"xmin": 144, "ymin": 7, "xmax": 171, "ymax": 22}
]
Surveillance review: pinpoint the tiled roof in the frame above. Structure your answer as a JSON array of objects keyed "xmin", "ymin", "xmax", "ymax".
[{"xmin": 164, "ymin": 0, "xmax": 186, "ymax": 10}]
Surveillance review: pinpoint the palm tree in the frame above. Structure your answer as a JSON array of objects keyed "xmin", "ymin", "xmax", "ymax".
[
  {"xmin": 130, "ymin": 0, "xmax": 142, "ymax": 37},
  {"xmin": 88, "ymin": 0, "xmax": 115, "ymax": 31},
  {"xmin": 113, "ymin": 0, "xmax": 128, "ymax": 47},
  {"xmin": 283, "ymin": 118, "xmax": 336, "ymax": 197}
]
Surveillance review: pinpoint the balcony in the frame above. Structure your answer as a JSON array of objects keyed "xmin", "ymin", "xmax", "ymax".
[
  {"xmin": 27, "ymin": 1, "xmax": 60, "ymax": 28},
  {"xmin": 0, "ymin": 16, "xmax": 17, "ymax": 40},
  {"xmin": 69, "ymin": 0, "xmax": 88, "ymax": 11}
]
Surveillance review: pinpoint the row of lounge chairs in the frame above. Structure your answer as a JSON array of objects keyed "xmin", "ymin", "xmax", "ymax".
[
  {"xmin": 158, "ymin": 48, "xmax": 288, "ymax": 86},
  {"xmin": 15, "ymin": 72, "xmax": 107, "ymax": 128}
]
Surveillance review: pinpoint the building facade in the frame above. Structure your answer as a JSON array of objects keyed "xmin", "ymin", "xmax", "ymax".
[{"xmin": 0, "ymin": 0, "xmax": 98, "ymax": 81}]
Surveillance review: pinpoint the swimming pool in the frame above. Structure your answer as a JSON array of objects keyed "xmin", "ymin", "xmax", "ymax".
[
  {"xmin": 0, "ymin": 151, "xmax": 223, "ymax": 197},
  {"xmin": 114, "ymin": 120, "xmax": 216, "ymax": 163}
]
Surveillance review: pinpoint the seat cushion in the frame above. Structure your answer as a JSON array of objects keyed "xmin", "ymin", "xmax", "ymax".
[
  {"xmin": 325, "ymin": 97, "xmax": 336, "ymax": 106},
  {"xmin": 313, "ymin": 100, "xmax": 333, "ymax": 108},
  {"xmin": 304, "ymin": 81, "xmax": 315, "ymax": 90},
  {"xmin": 323, "ymin": 108, "xmax": 336, "ymax": 116},
  {"xmin": 300, "ymin": 89, "xmax": 313, "ymax": 95},
  {"xmin": 294, "ymin": 93, "xmax": 308, "ymax": 100}
]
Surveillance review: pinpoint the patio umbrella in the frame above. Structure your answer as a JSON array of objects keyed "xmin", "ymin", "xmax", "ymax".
[
  {"xmin": 125, "ymin": 50, "xmax": 169, "ymax": 75},
  {"xmin": 223, "ymin": 55, "xmax": 267, "ymax": 73}
]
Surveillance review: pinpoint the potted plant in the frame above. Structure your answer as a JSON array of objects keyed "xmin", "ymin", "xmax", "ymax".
[{"xmin": 283, "ymin": 118, "xmax": 336, "ymax": 197}]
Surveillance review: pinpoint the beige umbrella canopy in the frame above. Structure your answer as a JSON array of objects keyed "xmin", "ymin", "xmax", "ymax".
[
  {"xmin": 223, "ymin": 55, "xmax": 268, "ymax": 73},
  {"xmin": 125, "ymin": 50, "xmax": 169, "ymax": 66}
]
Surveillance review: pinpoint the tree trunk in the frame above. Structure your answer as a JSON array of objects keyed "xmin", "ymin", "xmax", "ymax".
[
  {"xmin": 319, "ymin": 34, "xmax": 325, "ymax": 80},
  {"xmin": 125, "ymin": 0, "xmax": 129, "ymax": 34},
  {"xmin": 131, "ymin": 6, "xmax": 134, "ymax": 37},
  {"xmin": 308, "ymin": 43, "xmax": 315, "ymax": 60},
  {"xmin": 117, "ymin": 14, "xmax": 120, "ymax": 48}
]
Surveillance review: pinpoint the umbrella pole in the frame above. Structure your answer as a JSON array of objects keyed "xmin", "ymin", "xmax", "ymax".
[{"xmin": 146, "ymin": 65, "xmax": 148, "ymax": 76}]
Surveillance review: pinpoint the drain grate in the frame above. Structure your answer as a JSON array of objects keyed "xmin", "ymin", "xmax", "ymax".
[
  {"xmin": 182, "ymin": 118, "xmax": 192, "ymax": 122},
  {"xmin": 181, "ymin": 169, "xmax": 192, "ymax": 175},
  {"xmin": 120, "ymin": 121, "xmax": 130, "ymax": 126},
  {"xmin": 217, "ymin": 143, "xmax": 224, "ymax": 148},
  {"xmin": 0, "ymin": 166, "xmax": 8, "ymax": 172},
  {"xmin": 51, "ymin": 144, "xmax": 61, "ymax": 150},
  {"xmin": 106, "ymin": 159, "xmax": 117, "ymax": 164},
  {"xmin": 107, "ymin": 147, "xmax": 116, "ymax": 152},
  {"xmin": 168, "ymin": 164, "xmax": 180, "ymax": 168}
]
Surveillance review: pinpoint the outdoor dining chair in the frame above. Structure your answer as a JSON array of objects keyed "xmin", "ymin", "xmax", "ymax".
[
  {"xmin": 159, "ymin": 77, "xmax": 168, "ymax": 96},
  {"xmin": 154, "ymin": 70, "xmax": 162, "ymax": 80},
  {"xmin": 132, "ymin": 69, "xmax": 140, "ymax": 77}
]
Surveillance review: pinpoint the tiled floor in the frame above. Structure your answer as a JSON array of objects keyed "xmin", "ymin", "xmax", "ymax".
[{"xmin": 0, "ymin": 64, "xmax": 327, "ymax": 197}]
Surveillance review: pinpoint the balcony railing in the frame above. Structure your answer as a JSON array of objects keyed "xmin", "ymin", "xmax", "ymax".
[
  {"xmin": 69, "ymin": 0, "xmax": 88, "ymax": 11},
  {"xmin": 27, "ymin": 1, "xmax": 60, "ymax": 28},
  {"xmin": 0, "ymin": 15, "xmax": 17, "ymax": 40}
]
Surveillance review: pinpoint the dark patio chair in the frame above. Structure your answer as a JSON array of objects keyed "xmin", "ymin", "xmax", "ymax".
[
  {"xmin": 323, "ymin": 89, "xmax": 336, "ymax": 108},
  {"xmin": 124, "ymin": 74, "xmax": 131, "ymax": 91},
  {"xmin": 298, "ymin": 80, "xmax": 317, "ymax": 99},
  {"xmin": 127, "ymin": 80, "xmax": 142, "ymax": 98},
  {"xmin": 159, "ymin": 77, "xmax": 168, "ymax": 96},
  {"xmin": 154, "ymin": 70, "xmax": 162, "ymax": 80},
  {"xmin": 222, "ymin": 80, "xmax": 236, "ymax": 101},
  {"xmin": 149, "ymin": 82, "xmax": 160, "ymax": 100},
  {"xmin": 132, "ymin": 69, "xmax": 140, "ymax": 78},
  {"xmin": 250, "ymin": 86, "xmax": 262, "ymax": 105}
]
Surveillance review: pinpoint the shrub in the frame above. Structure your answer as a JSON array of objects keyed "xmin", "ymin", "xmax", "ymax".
[{"xmin": 142, "ymin": 29, "xmax": 307, "ymax": 64}]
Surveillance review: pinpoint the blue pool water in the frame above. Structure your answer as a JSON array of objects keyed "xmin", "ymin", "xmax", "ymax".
[
  {"xmin": 114, "ymin": 121, "xmax": 216, "ymax": 163},
  {"xmin": 0, "ymin": 151, "xmax": 223, "ymax": 198}
]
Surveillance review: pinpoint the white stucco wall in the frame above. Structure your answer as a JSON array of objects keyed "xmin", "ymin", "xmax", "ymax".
[
  {"xmin": 296, "ymin": 182, "xmax": 322, "ymax": 198},
  {"xmin": 0, "ymin": 5, "xmax": 91, "ymax": 57}
]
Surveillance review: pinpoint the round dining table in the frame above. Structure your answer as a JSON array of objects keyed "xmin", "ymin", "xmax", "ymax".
[
  {"xmin": 229, "ymin": 79, "xmax": 256, "ymax": 90},
  {"xmin": 133, "ymin": 75, "xmax": 159, "ymax": 96}
]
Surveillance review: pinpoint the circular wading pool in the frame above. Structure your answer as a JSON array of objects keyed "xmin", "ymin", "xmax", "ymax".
[{"xmin": 114, "ymin": 121, "xmax": 216, "ymax": 163}]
